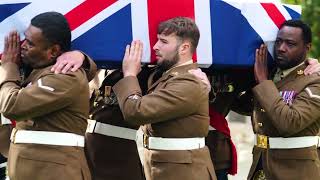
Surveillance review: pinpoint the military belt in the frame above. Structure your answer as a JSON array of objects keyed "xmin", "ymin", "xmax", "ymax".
[
  {"xmin": 143, "ymin": 135, "xmax": 205, "ymax": 150},
  {"xmin": 10, "ymin": 128, "xmax": 84, "ymax": 147},
  {"xmin": 0, "ymin": 162, "xmax": 6, "ymax": 169},
  {"xmin": 86, "ymin": 120, "xmax": 137, "ymax": 141},
  {"xmin": 255, "ymin": 134, "xmax": 320, "ymax": 149}
]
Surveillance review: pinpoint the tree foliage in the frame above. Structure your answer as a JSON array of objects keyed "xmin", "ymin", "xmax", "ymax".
[{"xmin": 282, "ymin": 0, "xmax": 320, "ymax": 59}]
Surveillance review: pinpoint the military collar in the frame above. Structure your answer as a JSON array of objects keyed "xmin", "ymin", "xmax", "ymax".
[
  {"xmin": 277, "ymin": 61, "xmax": 305, "ymax": 79},
  {"xmin": 147, "ymin": 62, "xmax": 198, "ymax": 92},
  {"xmin": 165, "ymin": 60, "xmax": 193, "ymax": 73},
  {"xmin": 167, "ymin": 63, "xmax": 197, "ymax": 77},
  {"xmin": 275, "ymin": 63, "xmax": 307, "ymax": 88}
]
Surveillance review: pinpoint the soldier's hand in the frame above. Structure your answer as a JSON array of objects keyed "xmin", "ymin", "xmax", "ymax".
[
  {"xmin": 304, "ymin": 58, "xmax": 320, "ymax": 75},
  {"xmin": 189, "ymin": 68, "xmax": 211, "ymax": 93},
  {"xmin": 122, "ymin": 40, "xmax": 143, "ymax": 77},
  {"xmin": 51, "ymin": 50, "xmax": 85, "ymax": 74},
  {"xmin": 1, "ymin": 30, "xmax": 21, "ymax": 65},
  {"xmin": 254, "ymin": 44, "xmax": 268, "ymax": 83}
]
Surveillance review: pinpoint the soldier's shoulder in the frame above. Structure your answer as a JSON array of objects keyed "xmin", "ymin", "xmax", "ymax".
[{"xmin": 300, "ymin": 73, "xmax": 320, "ymax": 85}]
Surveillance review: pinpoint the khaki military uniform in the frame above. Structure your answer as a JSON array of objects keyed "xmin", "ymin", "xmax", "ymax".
[
  {"xmin": 0, "ymin": 114, "xmax": 10, "ymax": 180},
  {"xmin": 0, "ymin": 124, "xmax": 12, "ymax": 157},
  {"xmin": 0, "ymin": 113, "xmax": 13, "ymax": 157},
  {"xmin": 0, "ymin": 62, "xmax": 93, "ymax": 180},
  {"xmin": 247, "ymin": 64, "xmax": 320, "ymax": 180},
  {"xmin": 206, "ymin": 130, "xmax": 231, "ymax": 171},
  {"xmin": 0, "ymin": 63, "xmax": 12, "ymax": 157},
  {"xmin": 113, "ymin": 63, "xmax": 216, "ymax": 180},
  {"xmin": 86, "ymin": 69, "xmax": 148, "ymax": 180}
]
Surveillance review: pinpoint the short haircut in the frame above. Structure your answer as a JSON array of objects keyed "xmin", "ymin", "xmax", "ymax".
[
  {"xmin": 31, "ymin": 11, "xmax": 71, "ymax": 52},
  {"xmin": 158, "ymin": 17, "xmax": 200, "ymax": 53},
  {"xmin": 280, "ymin": 19, "xmax": 312, "ymax": 44}
]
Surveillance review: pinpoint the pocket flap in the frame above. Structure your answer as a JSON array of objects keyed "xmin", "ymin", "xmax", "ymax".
[
  {"xmin": 270, "ymin": 147, "xmax": 318, "ymax": 160},
  {"xmin": 150, "ymin": 150, "xmax": 192, "ymax": 164}
]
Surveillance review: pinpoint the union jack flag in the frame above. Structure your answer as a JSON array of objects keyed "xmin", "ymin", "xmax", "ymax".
[{"xmin": 0, "ymin": 0, "xmax": 301, "ymax": 68}]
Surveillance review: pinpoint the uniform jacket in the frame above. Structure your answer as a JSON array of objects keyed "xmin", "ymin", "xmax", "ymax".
[
  {"xmin": 247, "ymin": 64, "xmax": 320, "ymax": 180},
  {"xmin": 0, "ymin": 124, "xmax": 12, "ymax": 157},
  {"xmin": 0, "ymin": 61, "xmax": 93, "ymax": 180},
  {"xmin": 0, "ymin": 63, "xmax": 13, "ymax": 157},
  {"xmin": 113, "ymin": 63, "xmax": 216, "ymax": 180},
  {"xmin": 86, "ymin": 69, "xmax": 148, "ymax": 180}
]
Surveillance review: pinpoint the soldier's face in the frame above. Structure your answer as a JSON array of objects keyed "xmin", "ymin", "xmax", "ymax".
[
  {"xmin": 20, "ymin": 25, "xmax": 53, "ymax": 68},
  {"xmin": 274, "ymin": 26, "xmax": 310, "ymax": 70},
  {"xmin": 153, "ymin": 33, "xmax": 181, "ymax": 71}
]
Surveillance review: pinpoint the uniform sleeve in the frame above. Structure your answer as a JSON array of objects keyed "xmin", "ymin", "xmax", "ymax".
[
  {"xmin": 113, "ymin": 74, "xmax": 207, "ymax": 126},
  {"xmin": 81, "ymin": 52, "xmax": 97, "ymax": 81},
  {"xmin": 0, "ymin": 124, "xmax": 12, "ymax": 156},
  {"xmin": 253, "ymin": 80, "xmax": 320, "ymax": 136},
  {"xmin": 0, "ymin": 65, "xmax": 81, "ymax": 121},
  {"xmin": 230, "ymin": 90, "xmax": 254, "ymax": 116}
]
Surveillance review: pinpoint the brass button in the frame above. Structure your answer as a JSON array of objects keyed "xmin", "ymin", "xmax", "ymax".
[
  {"xmin": 260, "ymin": 108, "xmax": 265, "ymax": 112},
  {"xmin": 258, "ymin": 122, "xmax": 263, "ymax": 127}
]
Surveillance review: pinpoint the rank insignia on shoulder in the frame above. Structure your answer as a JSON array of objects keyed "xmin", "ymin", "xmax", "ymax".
[
  {"xmin": 297, "ymin": 70, "xmax": 304, "ymax": 75},
  {"xmin": 104, "ymin": 86, "xmax": 112, "ymax": 97}
]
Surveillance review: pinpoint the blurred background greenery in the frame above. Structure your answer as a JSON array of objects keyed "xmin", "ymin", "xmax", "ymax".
[{"xmin": 282, "ymin": 0, "xmax": 320, "ymax": 59}]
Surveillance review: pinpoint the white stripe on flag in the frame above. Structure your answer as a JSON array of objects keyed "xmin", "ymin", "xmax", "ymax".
[
  {"xmin": 71, "ymin": 0, "xmax": 130, "ymax": 41},
  {"xmin": 0, "ymin": 0, "xmax": 31, "ymax": 4},
  {"xmin": 272, "ymin": 2, "xmax": 292, "ymax": 20},
  {"xmin": 225, "ymin": 0, "xmax": 301, "ymax": 58},
  {"xmin": 195, "ymin": 0, "xmax": 213, "ymax": 67},
  {"xmin": 228, "ymin": 0, "xmax": 279, "ymax": 57},
  {"xmin": 0, "ymin": 0, "xmax": 84, "ymax": 52},
  {"xmin": 131, "ymin": 0, "xmax": 151, "ymax": 63},
  {"xmin": 240, "ymin": 1, "xmax": 279, "ymax": 42},
  {"xmin": 284, "ymin": 4, "xmax": 301, "ymax": 15}
]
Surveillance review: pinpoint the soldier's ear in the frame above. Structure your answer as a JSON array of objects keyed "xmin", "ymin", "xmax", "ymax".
[
  {"xmin": 48, "ymin": 44, "xmax": 61, "ymax": 60},
  {"xmin": 306, "ymin": 43, "xmax": 311, "ymax": 52},
  {"xmin": 179, "ymin": 41, "xmax": 191, "ymax": 55}
]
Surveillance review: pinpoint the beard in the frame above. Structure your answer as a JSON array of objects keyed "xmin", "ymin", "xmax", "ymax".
[
  {"xmin": 274, "ymin": 52, "xmax": 306, "ymax": 70},
  {"xmin": 20, "ymin": 60, "xmax": 33, "ymax": 78},
  {"xmin": 156, "ymin": 50, "xmax": 179, "ymax": 72}
]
